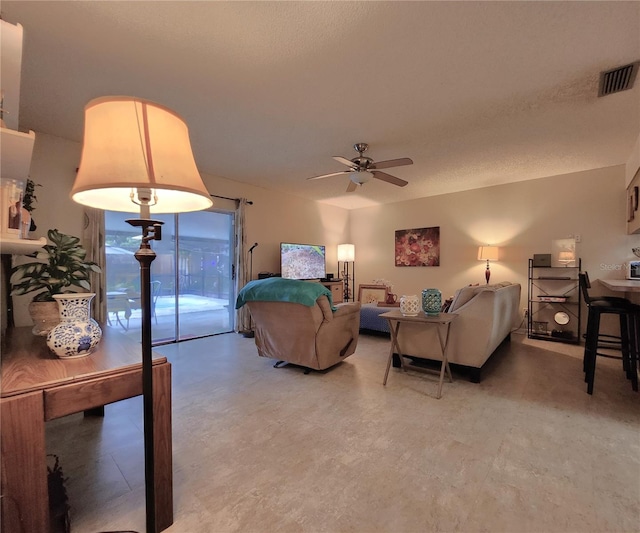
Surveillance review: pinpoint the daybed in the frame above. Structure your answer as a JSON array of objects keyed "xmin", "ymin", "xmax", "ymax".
[{"xmin": 395, "ymin": 282, "xmax": 521, "ymax": 382}]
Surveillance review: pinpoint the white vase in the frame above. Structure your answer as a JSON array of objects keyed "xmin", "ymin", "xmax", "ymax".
[
  {"xmin": 400, "ymin": 294, "xmax": 420, "ymax": 316},
  {"xmin": 46, "ymin": 293, "xmax": 102, "ymax": 358}
]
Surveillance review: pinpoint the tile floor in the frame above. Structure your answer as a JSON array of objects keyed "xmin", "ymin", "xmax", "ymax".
[{"xmin": 45, "ymin": 331, "xmax": 640, "ymax": 532}]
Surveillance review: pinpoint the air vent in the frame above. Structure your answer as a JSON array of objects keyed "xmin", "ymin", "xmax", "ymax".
[{"xmin": 598, "ymin": 61, "xmax": 639, "ymax": 97}]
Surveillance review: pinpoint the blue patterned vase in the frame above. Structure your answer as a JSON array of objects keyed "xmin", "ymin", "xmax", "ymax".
[
  {"xmin": 46, "ymin": 293, "xmax": 102, "ymax": 358},
  {"xmin": 422, "ymin": 288, "xmax": 442, "ymax": 316}
]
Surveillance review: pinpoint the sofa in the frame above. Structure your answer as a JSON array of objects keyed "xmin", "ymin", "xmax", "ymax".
[
  {"xmin": 395, "ymin": 282, "xmax": 521, "ymax": 382},
  {"xmin": 236, "ymin": 278, "xmax": 361, "ymax": 371}
]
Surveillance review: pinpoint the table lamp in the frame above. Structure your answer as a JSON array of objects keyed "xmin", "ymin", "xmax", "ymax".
[
  {"xmin": 71, "ymin": 96, "xmax": 212, "ymax": 532},
  {"xmin": 558, "ymin": 250, "xmax": 575, "ymax": 267},
  {"xmin": 477, "ymin": 246, "xmax": 499, "ymax": 284}
]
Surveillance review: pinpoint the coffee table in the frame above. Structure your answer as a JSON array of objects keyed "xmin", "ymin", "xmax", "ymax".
[{"xmin": 380, "ymin": 310, "xmax": 458, "ymax": 398}]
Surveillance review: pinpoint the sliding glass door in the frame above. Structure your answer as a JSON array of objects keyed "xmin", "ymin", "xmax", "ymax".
[{"xmin": 105, "ymin": 209, "xmax": 235, "ymax": 344}]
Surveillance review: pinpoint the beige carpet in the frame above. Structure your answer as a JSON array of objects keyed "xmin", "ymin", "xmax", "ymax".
[{"xmin": 45, "ymin": 331, "xmax": 640, "ymax": 532}]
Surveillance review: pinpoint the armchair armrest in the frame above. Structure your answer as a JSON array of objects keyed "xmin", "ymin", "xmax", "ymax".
[
  {"xmin": 332, "ymin": 302, "xmax": 361, "ymax": 318},
  {"xmin": 317, "ymin": 298, "xmax": 360, "ymax": 321}
]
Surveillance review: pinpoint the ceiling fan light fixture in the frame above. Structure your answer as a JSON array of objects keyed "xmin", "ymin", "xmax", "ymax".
[{"xmin": 349, "ymin": 170, "xmax": 370, "ymax": 185}]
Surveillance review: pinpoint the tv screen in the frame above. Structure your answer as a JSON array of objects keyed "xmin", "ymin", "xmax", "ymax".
[{"xmin": 281, "ymin": 243, "xmax": 326, "ymax": 280}]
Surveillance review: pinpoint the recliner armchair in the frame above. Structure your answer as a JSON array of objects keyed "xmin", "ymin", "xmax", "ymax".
[{"xmin": 237, "ymin": 278, "xmax": 361, "ymax": 371}]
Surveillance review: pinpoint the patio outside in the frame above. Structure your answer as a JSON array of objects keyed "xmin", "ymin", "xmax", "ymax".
[{"xmin": 106, "ymin": 293, "xmax": 234, "ymax": 344}]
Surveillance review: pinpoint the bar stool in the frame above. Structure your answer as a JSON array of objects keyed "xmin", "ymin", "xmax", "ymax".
[
  {"xmin": 580, "ymin": 273, "xmax": 638, "ymax": 394},
  {"xmin": 625, "ymin": 304, "xmax": 639, "ymax": 392},
  {"xmin": 579, "ymin": 272, "xmax": 629, "ymax": 353}
]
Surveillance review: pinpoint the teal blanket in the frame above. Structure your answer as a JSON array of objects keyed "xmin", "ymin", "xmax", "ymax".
[{"xmin": 235, "ymin": 277, "xmax": 335, "ymax": 310}]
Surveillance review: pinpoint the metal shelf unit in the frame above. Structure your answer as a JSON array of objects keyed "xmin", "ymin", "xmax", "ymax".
[{"xmin": 527, "ymin": 258, "xmax": 581, "ymax": 344}]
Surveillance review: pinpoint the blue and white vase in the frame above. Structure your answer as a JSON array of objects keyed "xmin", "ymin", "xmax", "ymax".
[
  {"xmin": 422, "ymin": 288, "xmax": 442, "ymax": 316},
  {"xmin": 47, "ymin": 293, "xmax": 102, "ymax": 358}
]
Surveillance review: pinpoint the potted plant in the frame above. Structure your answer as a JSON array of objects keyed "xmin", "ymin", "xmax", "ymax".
[
  {"xmin": 21, "ymin": 179, "xmax": 41, "ymax": 234},
  {"xmin": 10, "ymin": 228, "xmax": 102, "ymax": 335}
]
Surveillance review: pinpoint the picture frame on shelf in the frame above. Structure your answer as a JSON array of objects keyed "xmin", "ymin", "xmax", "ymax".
[
  {"xmin": 533, "ymin": 321, "xmax": 549, "ymax": 335},
  {"xmin": 358, "ymin": 284, "xmax": 388, "ymax": 304}
]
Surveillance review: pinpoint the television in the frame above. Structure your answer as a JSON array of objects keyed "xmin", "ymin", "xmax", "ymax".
[{"xmin": 280, "ymin": 242, "xmax": 326, "ymax": 280}]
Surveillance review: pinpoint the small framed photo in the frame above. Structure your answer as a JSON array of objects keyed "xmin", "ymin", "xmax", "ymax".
[
  {"xmin": 358, "ymin": 284, "xmax": 388, "ymax": 304},
  {"xmin": 533, "ymin": 321, "xmax": 549, "ymax": 335}
]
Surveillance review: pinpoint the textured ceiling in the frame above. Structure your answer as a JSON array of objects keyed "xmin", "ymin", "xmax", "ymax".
[{"xmin": 2, "ymin": 1, "xmax": 639, "ymax": 209}]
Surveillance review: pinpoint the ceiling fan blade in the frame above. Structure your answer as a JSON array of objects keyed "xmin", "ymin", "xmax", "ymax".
[
  {"xmin": 371, "ymin": 170, "xmax": 408, "ymax": 187},
  {"xmin": 346, "ymin": 181, "xmax": 358, "ymax": 193},
  {"xmin": 371, "ymin": 157, "xmax": 413, "ymax": 170},
  {"xmin": 333, "ymin": 156, "xmax": 355, "ymax": 167},
  {"xmin": 307, "ymin": 170, "xmax": 350, "ymax": 181}
]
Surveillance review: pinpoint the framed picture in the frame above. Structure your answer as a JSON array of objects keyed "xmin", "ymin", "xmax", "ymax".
[
  {"xmin": 551, "ymin": 238, "xmax": 576, "ymax": 267},
  {"xmin": 395, "ymin": 226, "xmax": 440, "ymax": 267},
  {"xmin": 533, "ymin": 321, "xmax": 549, "ymax": 335},
  {"xmin": 358, "ymin": 284, "xmax": 388, "ymax": 304}
]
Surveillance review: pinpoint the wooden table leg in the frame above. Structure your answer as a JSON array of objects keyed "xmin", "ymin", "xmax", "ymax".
[
  {"xmin": 435, "ymin": 322, "xmax": 454, "ymax": 399},
  {"xmin": 1, "ymin": 391, "xmax": 49, "ymax": 533},
  {"xmin": 384, "ymin": 321, "xmax": 403, "ymax": 385},
  {"xmin": 153, "ymin": 362, "xmax": 173, "ymax": 532}
]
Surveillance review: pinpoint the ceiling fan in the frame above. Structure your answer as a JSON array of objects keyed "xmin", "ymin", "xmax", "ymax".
[{"xmin": 307, "ymin": 143, "xmax": 413, "ymax": 192}]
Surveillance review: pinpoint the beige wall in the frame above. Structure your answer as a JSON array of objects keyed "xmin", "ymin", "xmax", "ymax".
[
  {"xmin": 351, "ymin": 165, "xmax": 639, "ymax": 313},
  {"xmin": 11, "ymin": 133, "xmax": 640, "ymax": 332},
  {"xmin": 11, "ymin": 132, "xmax": 350, "ymax": 325}
]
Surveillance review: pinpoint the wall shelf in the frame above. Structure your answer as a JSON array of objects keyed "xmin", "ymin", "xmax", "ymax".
[
  {"xmin": 0, "ymin": 236, "xmax": 46, "ymax": 255},
  {"xmin": 0, "ymin": 128, "xmax": 36, "ymax": 180}
]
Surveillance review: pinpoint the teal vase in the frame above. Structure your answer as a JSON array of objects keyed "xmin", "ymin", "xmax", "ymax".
[{"xmin": 421, "ymin": 288, "xmax": 442, "ymax": 316}]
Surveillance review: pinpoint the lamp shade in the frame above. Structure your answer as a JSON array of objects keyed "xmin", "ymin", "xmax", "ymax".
[
  {"xmin": 558, "ymin": 250, "xmax": 575, "ymax": 265},
  {"xmin": 72, "ymin": 96, "xmax": 213, "ymax": 213},
  {"xmin": 337, "ymin": 243, "xmax": 355, "ymax": 262},
  {"xmin": 477, "ymin": 246, "xmax": 499, "ymax": 261}
]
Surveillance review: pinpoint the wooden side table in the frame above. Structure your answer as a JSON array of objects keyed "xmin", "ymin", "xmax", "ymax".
[
  {"xmin": 320, "ymin": 280, "xmax": 344, "ymax": 304},
  {"xmin": 1, "ymin": 327, "xmax": 173, "ymax": 533},
  {"xmin": 380, "ymin": 310, "xmax": 458, "ymax": 399}
]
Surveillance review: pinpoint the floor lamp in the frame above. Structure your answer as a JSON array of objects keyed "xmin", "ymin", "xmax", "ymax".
[
  {"xmin": 71, "ymin": 97, "xmax": 212, "ymax": 532},
  {"xmin": 338, "ymin": 243, "xmax": 355, "ymax": 302}
]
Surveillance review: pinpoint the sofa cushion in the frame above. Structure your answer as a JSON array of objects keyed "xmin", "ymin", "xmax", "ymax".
[
  {"xmin": 449, "ymin": 285, "xmax": 477, "ymax": 312},
  {"xmin": 449, "ymin": 281, "xmax": 514, "ymax": 312}
]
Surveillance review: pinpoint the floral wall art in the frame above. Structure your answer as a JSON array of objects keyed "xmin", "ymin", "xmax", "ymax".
[{"xmin": 395, "ymin": 226, "xmax": 440, "ymax": 267}]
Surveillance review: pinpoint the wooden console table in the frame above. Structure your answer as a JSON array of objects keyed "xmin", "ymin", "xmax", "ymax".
[
  {"xmin": 0, "ymin": 327, "xmax": 173, "ymax": 533},
  {"xmin": 380, "ymin": 310, "xmax": 458, "ymax": 399}
]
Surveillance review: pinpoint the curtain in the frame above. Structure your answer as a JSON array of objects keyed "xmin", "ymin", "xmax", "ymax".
[
  {"xmin": 234, "ymin": 198, "xmax": 250, "ymax": 333},
  {"xmin": 83, "ymin": 208, "xmax": 107, "ymax": 324}
]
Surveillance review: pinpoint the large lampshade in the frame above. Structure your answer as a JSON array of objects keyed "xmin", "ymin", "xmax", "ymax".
[
  {"xmin": 338, "ymin": 243, "xmax": 355, "ymax": 262},
  {"xmin": 72, "ymin": 96, "xmax": 212, "ymax": 213},
  {"xmin": 477, "ymin": 246, "xmax": 499, "ymax": 261}
]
